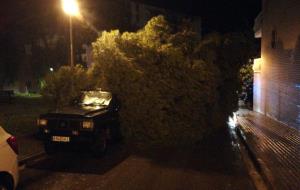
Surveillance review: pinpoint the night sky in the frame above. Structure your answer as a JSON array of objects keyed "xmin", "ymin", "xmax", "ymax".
[
  {"xmin": 136, "ymin": 0, "xmax": 261, "ymax": 33},
  {"xmin": 0, "ymin": 0, "xmax": 261, "ymax": 34}
]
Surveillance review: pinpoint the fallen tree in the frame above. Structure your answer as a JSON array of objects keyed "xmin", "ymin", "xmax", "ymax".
[{"xmin": 42, "ymin": 16, "xmax": 254, "ymax": 146}]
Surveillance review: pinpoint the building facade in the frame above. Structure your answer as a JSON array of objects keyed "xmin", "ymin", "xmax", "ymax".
[{"xmin": 253, "ymin": 0, "xmax": 300, "ymax": 130}]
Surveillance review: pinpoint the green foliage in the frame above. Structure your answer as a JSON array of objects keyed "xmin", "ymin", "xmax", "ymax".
[
  {"xmin": 240, "ymin": 63, "xmax": 254, "ymax": 89},
  {"xmin": 41, "ymin": 16, "xmax": 254, "ymax": 146},
  {"xmin": 41, "ymin": 65, "xmax": 91, "ymax": 107},
  {"xmin": 196, "ymin": 32, "xmax": 256, "ymax": 122},
  {"xmin": 92, "ymin": 16, "xmax": 220, "ymax": 145},
  {"xmin": 239, "ymin": 62, "xmax": 254, "ymax": 106}
]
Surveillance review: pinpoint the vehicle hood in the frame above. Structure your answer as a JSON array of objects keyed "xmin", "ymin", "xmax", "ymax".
[{"xmin": 46, "ymin": 105, "xmax": 108, "ymax": 117}]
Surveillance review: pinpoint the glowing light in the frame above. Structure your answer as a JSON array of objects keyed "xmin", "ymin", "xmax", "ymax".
[
  {"xmin": 82, "ymin": 121, "xmax": 94, "ymax": 129},
  {"xmin": 82, "ymin": 91, "xmax": 112, "ymax": 106},
  {"xmin": 253, "ymin": 58, "xmax": 262, "ymax": 73},
  {"xmin": 82, "ymin": 96, "xmax": 110, "ymax": 106},
  {"xmin": 62, "ymin": 0, "xmax": 80, "ymax": 16},
  {"xmin": 50, "ymin": 67, "xmax": 54, "ymax": 72},
  {"xmin": 253, "ymin": 73, "xmax": 262, "ymax": 113},
  {"xmin": 37, "ymin": 119, "xmax": 48, "ymax": 126},
  {"xmin": 72, "ymin": 130, "xmax": 79, "ymax": 135},
  {"xmin": 228, "ymin": 113, "xmax": 238, "ymax": 129},
  {"xmin": 44, "ymin": 129, "xmax": 50, "ymax": 134}
]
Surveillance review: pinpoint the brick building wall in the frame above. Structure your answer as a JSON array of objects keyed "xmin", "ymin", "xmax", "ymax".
[{"xmin": 256, "ymin": 0, "xmax": 300, "ymax": 130}]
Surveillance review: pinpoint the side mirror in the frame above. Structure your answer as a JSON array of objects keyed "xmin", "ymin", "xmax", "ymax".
[{"xmin": 110, "ymin": 95, "xmax": 121, "ymax": 112}]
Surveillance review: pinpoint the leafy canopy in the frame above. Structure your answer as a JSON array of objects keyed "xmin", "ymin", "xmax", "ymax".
[
  {"xmin": 92, "ymin": 16, "xmax": 219, "ymax": 145},
  {"xmin": 41, "ymin": 65, "xmax": 91, "ymax": 107},
  {"xmin": 42, "ymin": 16, "xmax": 255, "ymax": 146}
]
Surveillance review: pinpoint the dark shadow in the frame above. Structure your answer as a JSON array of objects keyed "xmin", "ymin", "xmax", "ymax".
[
  {"xmin": 24, "ymin": 127, "xmax": 248, "ymax": 178},
  {"xmin": 26, "ymin": 144, "xmax": 130, "ymax": 175},
  {"xmin": 131, "ymin": 127, "xmax": 247, "ymax": 176},
  {"xmin": 18, "ymin": 126, "xmax": 254, "ymax": 189}
]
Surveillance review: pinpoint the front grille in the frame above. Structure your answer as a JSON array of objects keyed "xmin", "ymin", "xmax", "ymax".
[
  {"xmin": 58, "ymin": 120, "xmax": 69, "ymax": 129},
  {"xmin": 47, "ymin": 119, "xmax": 81, "ymax": 131}
]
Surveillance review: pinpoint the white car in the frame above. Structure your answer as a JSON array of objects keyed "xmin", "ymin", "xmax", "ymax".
[{"xmin": 0, "ymin": 127, "xmax": 19, "ymax": 190}]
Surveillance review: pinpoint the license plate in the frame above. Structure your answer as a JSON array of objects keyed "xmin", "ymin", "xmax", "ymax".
[{"xmin": 52, "ymin": 136, "xmax": 70, "ymax": 142}]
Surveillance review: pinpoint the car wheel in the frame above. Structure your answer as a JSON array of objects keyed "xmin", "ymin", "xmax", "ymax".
[
  {"xmin": 0, "ymin": 183, "xmax": 9, "ymax": 190},
  {"xmin": 91, "ymin": 129, "xmax": 108, "ymax": 157},
  {"xmin": 44, "ymin": 142, "xmax": 56, "ymax": 155},
  {"xmin": 110, "ymin": 121, "xmax": 122, "ymax": 143},
  {"xmin": 0, "ymin": 173, "xmax": 13, "ymax": 190}
]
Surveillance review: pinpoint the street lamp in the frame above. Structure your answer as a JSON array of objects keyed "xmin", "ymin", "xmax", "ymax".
[{"xmin": 62, "ymin": 0, "xmax": 80, "ymax": 67}]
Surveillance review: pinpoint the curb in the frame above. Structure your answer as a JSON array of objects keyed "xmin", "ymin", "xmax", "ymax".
[
  {"xmin": 18, "ymin": 131, "xmax": 39, "ymax": 139},
  {"xmin": 19, "ymin": 151, "xmax": 46, "ymax": 166},
  {"xmin": 236, "ymin": 125, "xmax": 273, "ymax": 190}
]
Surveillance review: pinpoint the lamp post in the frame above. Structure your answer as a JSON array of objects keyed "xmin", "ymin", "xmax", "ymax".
[{"xmin": 62, "ymin": 0, "xmax": 80, "ymax": 67}]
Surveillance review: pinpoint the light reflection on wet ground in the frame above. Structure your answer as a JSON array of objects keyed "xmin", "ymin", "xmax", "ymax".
[{"xmin": 238, "ymin": 111, "xmax": 300, "ymax": 189}]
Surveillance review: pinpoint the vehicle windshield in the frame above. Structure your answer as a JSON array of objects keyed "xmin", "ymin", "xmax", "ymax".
[{"xmin": 79, "ymin": 91, "xmax": 112, "ymax": 106}]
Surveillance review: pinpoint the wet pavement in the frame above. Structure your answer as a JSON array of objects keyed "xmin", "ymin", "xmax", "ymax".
[
  {"xmin": 17, "ymin": 128, "xmax": 255, "ymax": 190},
  {"xmin": 238, "ymin": 110, "xmax": 300, "ymax": 190}
]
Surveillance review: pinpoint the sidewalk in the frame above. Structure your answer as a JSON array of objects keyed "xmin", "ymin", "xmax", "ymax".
[{"xmin": 237, "ymin": 110, "xmax": 300, "ymax": 190}]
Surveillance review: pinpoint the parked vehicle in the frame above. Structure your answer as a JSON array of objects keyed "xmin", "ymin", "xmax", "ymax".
[
  {"xmin": 37, "ymin": 90, "xmax": 121, "ymax": 156},
  {"xmin": 0, "ymin": 127, "xmax": 19, "ymax": 190}
]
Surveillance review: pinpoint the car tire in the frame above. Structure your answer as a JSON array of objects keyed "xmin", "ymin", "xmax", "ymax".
[
  {"xmin": 110, "ymin": 121, "xmax": 122, "ymax": 143},
  {"xmin": 0, "ymin": 174, "xmax": 13, "ymax": 190},
  {"xmin": 91, "ymin": 129, "xmax": 108, "ymax": 157},
  {"xmin": 44, "ymin": 142, "xmax": 56, "ymax": 155},
  {"xmin": 0, "ymin": 184, "xmax": 8, "ymax": 190}
]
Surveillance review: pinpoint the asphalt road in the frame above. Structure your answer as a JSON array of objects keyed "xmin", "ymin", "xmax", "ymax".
[{"xmin": 17, "ymin": 130, "xmax": 255, "ymax": 190}]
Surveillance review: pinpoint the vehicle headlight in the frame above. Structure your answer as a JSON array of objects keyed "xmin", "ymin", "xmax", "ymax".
[
  {"xmin": 37, "ymin": 119, "xmax": 47, "ymax": 126},
  {"xmin": 82, "ymin": 120, "xmax": 94, "ymax": 129}
]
